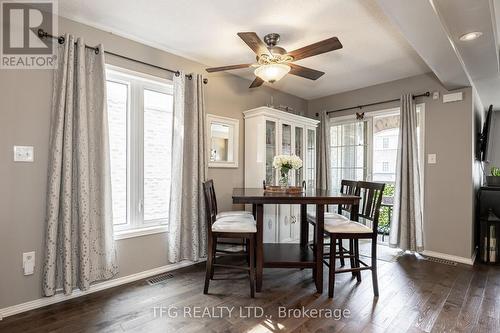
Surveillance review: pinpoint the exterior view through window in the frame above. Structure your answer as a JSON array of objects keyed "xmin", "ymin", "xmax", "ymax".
[{"xmin": 106, "ymin": 66, "xmax": 173, "ymax": 233}]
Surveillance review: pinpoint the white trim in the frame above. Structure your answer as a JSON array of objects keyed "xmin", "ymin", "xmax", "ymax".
[
  {"xmin": 106, "ymin": 64, "xmax": 173, "ymax": 86},
  {"xmin": 243, "ymin": 107, "xmax": 320, "ymax": 126},
  {"xmin": 0, "ymin": 259, "xmax": 203, "ymax": 320},
  {"xmin": 421, "ymin": 250, "xmax": 476, "ymax": 265},
  {"xmin": 113, "ymin": 225, "xmax": 168, "ymax": 240}
]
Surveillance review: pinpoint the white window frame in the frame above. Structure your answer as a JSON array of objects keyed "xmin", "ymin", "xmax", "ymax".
[
  {"xmin": 329, "ymin": 116, "xmax": 373, "ymax": 184},
  {"xmin": 106, "ymin": 65, "xmax": 173, "ymax": 239}
]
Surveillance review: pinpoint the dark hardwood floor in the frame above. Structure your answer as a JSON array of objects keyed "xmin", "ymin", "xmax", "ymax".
[{"xmin": 1, "ymin": 249, "xmax": 500, "ymax": 333}]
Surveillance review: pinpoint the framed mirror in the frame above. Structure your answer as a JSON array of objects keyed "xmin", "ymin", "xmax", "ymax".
[{"xmin": 207, "ymin": 114, "xmax": 239, "ymax": 168}]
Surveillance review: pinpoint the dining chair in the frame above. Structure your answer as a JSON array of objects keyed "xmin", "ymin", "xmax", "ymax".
[
  {"xmin": 205, "ymin": 179, "xmax": 253, "ymax": 250},
  {"xmin": 307, "ymin": 179, "xmax": 359, "ymax": 267},
  {"xmin": 202, "ymin": 180, "xmax": 256, "ymax": 298},
  {"xmin": 324, "ymin": 181, "xmax": 385, "ymax": 298},
  {"xmin": 206, "ymin": 180, "xmax": 253, "ymax": 220}
]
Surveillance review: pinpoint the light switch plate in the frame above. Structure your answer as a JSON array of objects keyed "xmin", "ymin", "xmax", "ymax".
[
  {"xmin": 14, "ymin": 146, "xmax": 34, "ymax": 162},
  {"xmin": 23, "ymin": 251, "xmax": 35, "ymax": 275},
  {"xmin": 433, "ymin": 91, "xmax": 439, "ymax": 100},
  {"xmin": 428, "ymin": 154, "xmax": 437, "ymax": 164}
]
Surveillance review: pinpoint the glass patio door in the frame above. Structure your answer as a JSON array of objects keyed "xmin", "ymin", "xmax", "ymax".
[{"xmin": 329, "ymin": 119, "xmax": 369, "ymax": 191}]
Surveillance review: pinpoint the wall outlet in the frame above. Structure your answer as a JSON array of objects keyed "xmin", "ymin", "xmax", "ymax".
[
  {"xmin": 428, "ymin": 154, "xmax": 437, "ymax": 164},
  {"xmin": 14, "ymin": 146, "xmax": 34, "ymax": 162},
  {"xmin": 23, "ymin": 251, "xmax": 35, "ymax": 275},
  {"xmin": 432, "ymin": 91, "xmax": 439, "ymax": 100}
]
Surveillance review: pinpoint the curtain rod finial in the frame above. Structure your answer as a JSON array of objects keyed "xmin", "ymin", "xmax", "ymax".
[
  {"xmin": 203, "ymin": 78, "xmax": 208, "ymax": 84},
  {"xmin": 175, "ymin": 71, "xmax": 181, "ymax": 77}
]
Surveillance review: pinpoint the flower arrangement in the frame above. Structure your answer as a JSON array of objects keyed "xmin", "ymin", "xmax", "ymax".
[{"xmin": 272, "ymin": 155, "xmax": 303, "ymax": 187}]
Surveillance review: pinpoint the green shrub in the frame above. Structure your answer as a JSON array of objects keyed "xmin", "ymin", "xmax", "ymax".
[
  {"xmin": 377, "ymin": 183, "xmax": 395, "ymax": 235},
  {"xmin": 491, "ymin": 167, "xmax": 500, "ymax": 176}
]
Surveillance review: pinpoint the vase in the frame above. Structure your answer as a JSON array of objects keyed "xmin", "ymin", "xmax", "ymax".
[{"xmin": 279, "ymin": 170, "xmax": 290, "ymax": 189}]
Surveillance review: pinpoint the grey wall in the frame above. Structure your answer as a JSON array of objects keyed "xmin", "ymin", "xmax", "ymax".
[
  {"xmin": 307, "ymin": 73, "xmax": 476, "ymax": 260},
  {"xmin": 0, "ymin": 17, "xmax": 306, "ymax": 309}
]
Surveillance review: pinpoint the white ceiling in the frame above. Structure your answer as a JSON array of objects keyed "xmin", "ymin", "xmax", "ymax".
[
  {"xmin": 58, "ymin": 0, "xmax": 430, "ymax": 100},
  {"xmin": 431, "ymin": 0, "xmax": 500, "ymax": 107}
]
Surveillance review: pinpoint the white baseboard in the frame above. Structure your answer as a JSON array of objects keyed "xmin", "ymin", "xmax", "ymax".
[
  {"xmin": 421, "ymin": 250, "xmax": 476, "ymax": 265},
  {"xmin": 0, "ymin": 259, "xmax": 203, "ymax": 320}
]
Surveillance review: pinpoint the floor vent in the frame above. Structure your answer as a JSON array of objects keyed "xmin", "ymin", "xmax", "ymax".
[
  {"xmin": 424, "ymin": 256, "xmax": 458, "ymax": 266},
  {"xmin": 146, "ymin": 273, "xmax": 174, "ymax": 285}
]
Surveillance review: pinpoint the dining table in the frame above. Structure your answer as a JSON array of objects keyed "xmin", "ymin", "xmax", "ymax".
[{"xmin": 232, "ymin": 187, "xmax": 361, "ymax": 293}]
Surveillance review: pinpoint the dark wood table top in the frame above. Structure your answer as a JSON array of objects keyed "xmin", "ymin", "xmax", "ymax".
[{"xmin": 232, "ymin": 188, "xmax": 360, "ymax": 204}]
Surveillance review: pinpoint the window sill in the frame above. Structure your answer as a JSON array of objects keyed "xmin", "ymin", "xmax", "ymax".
[{"xmin": 114, "ymin": 225, "xmax": 168, "ymax": 240}]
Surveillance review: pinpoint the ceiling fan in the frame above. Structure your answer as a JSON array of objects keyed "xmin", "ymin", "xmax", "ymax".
[{"xmin": 205, "ymin": 32, "xmax": 342, "ymax": 88}]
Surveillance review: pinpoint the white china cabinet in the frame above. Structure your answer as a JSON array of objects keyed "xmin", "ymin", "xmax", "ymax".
[{"xmin": 243, "ymin": 107, "xmax": 319, "ymax": 243}]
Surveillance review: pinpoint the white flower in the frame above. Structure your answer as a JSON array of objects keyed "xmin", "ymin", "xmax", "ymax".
[{"xmin": 272, "ymin": 154, "xmax": 303, "ymax": 170}]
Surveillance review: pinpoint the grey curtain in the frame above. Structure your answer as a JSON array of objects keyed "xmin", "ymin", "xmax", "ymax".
[
  {"xmin": 317, "ymin": 111, "xmax": 331, "ymax": 190},
  {"xmin": 43, "ymin": 35, "xmax": 118, "ymax": 296},
  {"xmin": 168, "ymin": 73, "xmax": 208, "ymax": 263},
  {"xmin": 390, "ymin": 94, "xmax": 424, "ymax": 252}
]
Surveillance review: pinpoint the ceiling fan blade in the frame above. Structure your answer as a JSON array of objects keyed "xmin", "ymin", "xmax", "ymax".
[
  {"xmin": 205, "ymin": 64, "xmax": 252, "ymax": 73},
  {"xmin": 289, "ymin": 63, "xmax": 325, "ymax": 80},
  {"xmin": 249, "ymin": 76, "xmax": 264, "ymax": 88},
  {"xmin": 288, "ymin": 37, "xmax": 342, "ymax": 61},
  {"xmin": 237, "ymin": 32, "xmax": 271, "ymax": 56}
]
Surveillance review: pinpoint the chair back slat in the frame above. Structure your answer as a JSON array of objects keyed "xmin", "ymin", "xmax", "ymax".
[
  {"xmin": 202, "ymin": 180, "xmax": 218, "ymax": 233},
  {"xmin": 338, "ymin": 180, "xmax": 360, "ymax": 216},
  {"xmin": 356, "ymin": 181, "xmax": 385, "ymax": 233}
]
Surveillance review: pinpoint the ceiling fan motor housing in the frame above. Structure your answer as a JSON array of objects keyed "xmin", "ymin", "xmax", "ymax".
[{"xmin": 264, "ymin": 33, "xmax": 280, "ymax": 47}]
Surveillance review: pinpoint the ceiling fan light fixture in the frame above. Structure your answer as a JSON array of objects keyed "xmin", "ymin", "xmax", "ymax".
[{"xmin": 254, "ymin": 63, "xmax": 291, "ymax": 83}]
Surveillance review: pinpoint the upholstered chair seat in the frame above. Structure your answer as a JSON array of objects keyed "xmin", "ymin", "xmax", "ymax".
[
  {"xmin": 211, "ymin": 216, "xmax": 257, "ymax": 233},
  {"xmin": 324, "ymin": 220, "xmax": 372, "ymax": 234},
  {"xmin": 216, "ymin": 210, "xmax": 253, "ymax": 219},
  {"xmin": 307, "ymin": 211, "xmax": 348, "ymax": 221}
]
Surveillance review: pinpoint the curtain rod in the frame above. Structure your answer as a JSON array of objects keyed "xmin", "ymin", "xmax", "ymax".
[
  {"xmin": 38, "ymin": 29, "xmax": 208, "ymax": 84},
  {"xmin": 316, "ymin": 91, "xmax": 430, "ymax": 117}
]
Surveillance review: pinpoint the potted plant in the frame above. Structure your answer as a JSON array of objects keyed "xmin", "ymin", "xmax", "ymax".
[
  {"xmin": 487, "ymin": 166, "xmax": 500, "ymax": 187},
  {"xmin": 272, "ymin": 155, "xmax": 303, "ymax": 188}
]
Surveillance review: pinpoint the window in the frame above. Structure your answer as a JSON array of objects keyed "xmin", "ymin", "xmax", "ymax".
[
  {"xmin": 382, "ymin": 137, "xmax": 390, "ymax": 149},
  {"xmin": 106, "ymin": 66, "xmax": 173, "ymax": 237},
  {"xmin": 382, "ymin": 161, "xmax": 389, "ymax": 172},
  {"xmin": 329, "ymin": 120, "xmax": 368, "ymax": 189}
]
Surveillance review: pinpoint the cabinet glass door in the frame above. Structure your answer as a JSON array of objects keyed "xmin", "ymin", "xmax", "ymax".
[
  {"xmin": 282, "ymin": 123, "xmax": 292, "ymax": 155},
  {"xmin": 266, "ymin": 120, "xmax": 277, "ymax": 185},
  {"xmin": 307, "ymin": 129, "xmax": 316, "ymax": 188},
  {"xmin": 295, "ymin": 127, "xmax": 304, "ymax": 186}
]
